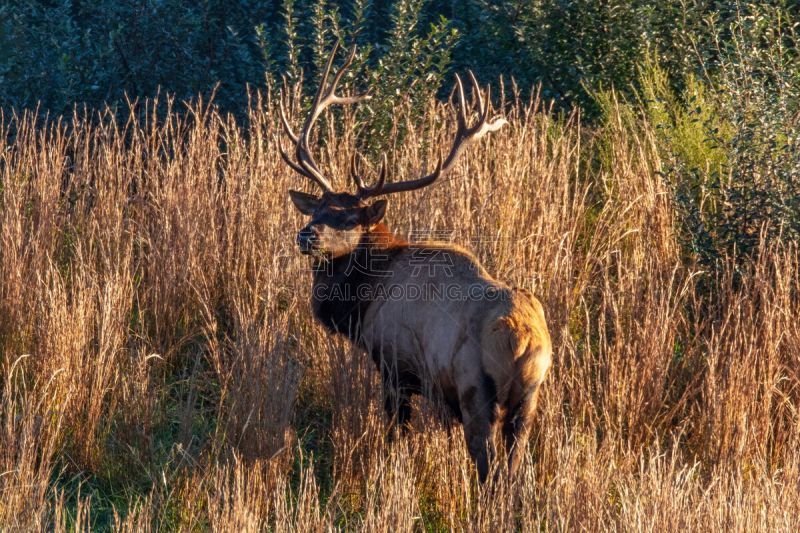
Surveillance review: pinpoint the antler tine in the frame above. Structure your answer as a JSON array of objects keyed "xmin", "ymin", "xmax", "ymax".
[
  {"xmin": 352, "ymin": 152, "xmax": 389, "ymax": 197},
  {"xmin": 356, "ymin": 71, "xmax": 506, "ymax": 200},
  {"xmin": 439, "ymin": 71, "xmax": 507, "ymax": 170},
  {"xmin": 278, "ymin": 142, "xmax": 307, "ymax": 176},
  {"xmin": 278, "ymin": 91, "xmax": 332, "ymax": 190},
  {"xmin": 357, "ymin": 152, "xmax": 442, "ymax": 199},
  {"xmin": 466, "ymin": 74, "xmax": 507, "ymax": 137},
  {"xmin": 306, "ymin": 40, "xmax": 339, "ymax": 123},
  {"xmin": 278, "ymin": 40, "xmax": 370, "ymax": 193},
  {"xmin": 329, "ymin": 45, "xmax": 363, "ymax": 104},
  {"xmin": 468, "ymin": 70, "xmax": 485, "ymax": 120},
  {"xmin": 371, "ymin": 153, "xmax": 388, "ymax": 191},
  {"xmin": 454, "ymin": 74, "xmax": 469, "ymax": 132},
  {"xmin": 278, "ymin": 95, "xmax": 299, "ymax": 144},
  {"xmin": 305, "ymin": 42, "xmax": 369, "ymax": 127},
  {"xmin": 350, "ymin": 152, "xmax": 367, "ymax": 190}
]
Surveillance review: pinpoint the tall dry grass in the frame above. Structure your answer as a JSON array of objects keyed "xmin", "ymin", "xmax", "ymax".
[{"xmin": 0, "ymin": 88, "xmax": 798, "ymax": 531}]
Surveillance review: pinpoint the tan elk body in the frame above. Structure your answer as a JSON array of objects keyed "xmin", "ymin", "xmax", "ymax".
[{"xmin": 281, "ymin": 42, "xmax": 552, "ymax": 482}]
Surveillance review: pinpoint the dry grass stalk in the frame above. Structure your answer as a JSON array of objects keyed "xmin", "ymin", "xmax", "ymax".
[{"xmin": 0, "ymin": 88, "xmax": 797, "ymax": 531}]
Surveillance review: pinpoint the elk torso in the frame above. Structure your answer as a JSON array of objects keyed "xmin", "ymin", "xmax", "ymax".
[{"xmin": 309, "ymin": 224, "xmax": 551, "ymax": 434}]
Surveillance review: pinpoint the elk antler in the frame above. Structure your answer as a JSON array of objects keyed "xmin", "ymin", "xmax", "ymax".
[
  {"xmin": 278, "ymin": 40, "xmax": 370, "ymax": 192},
  {"xmin": 353, "ymin": 71, "xmax": 507, "ymax": 199}
]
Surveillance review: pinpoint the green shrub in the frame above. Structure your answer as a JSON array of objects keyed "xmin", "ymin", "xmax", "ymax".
[
  {"xmin": 634, "ymin": 4, "xmax": 800, "ymax": 267},
  {"xmin": 0, "ymin": 0, "xmax": 456, "ymax": 120},
  {"xmin": 281, "ymin": 0, "xmax": 458, "ymax": 155}
]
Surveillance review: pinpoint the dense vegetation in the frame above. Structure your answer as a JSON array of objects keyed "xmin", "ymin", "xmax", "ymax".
[
  {"xmin": 1, "ymin": 0, "xmax": 799, "ymax": 530},
  {"xmin": 1, "ymin": 1, "xmax": 795, "ymax": 113}
]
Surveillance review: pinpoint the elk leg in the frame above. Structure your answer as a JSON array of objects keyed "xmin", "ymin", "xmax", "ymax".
[
  {"xmin": 376, "ymin": 357, "xmax": 414, "ymax": 435},
  {"xmin": 382, "ymin": 380, "xmax": 412, "ymax": 434},
  {"xmin": 458, "ymin": 378, "xmax": 497, "ymax": 484},
  {"xmin": 502, "ymin": 381, "xmax": 543, "ymax": 475}
]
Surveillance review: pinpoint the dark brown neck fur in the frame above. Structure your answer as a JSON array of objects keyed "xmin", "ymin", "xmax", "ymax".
[{"xmin": 310, "ymin": 222, "xmax": 408, "ymax": 342}]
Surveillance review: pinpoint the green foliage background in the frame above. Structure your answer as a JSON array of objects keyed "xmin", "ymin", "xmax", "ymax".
[
  {"xmin": 0, "ymin": 1, "xmax": 793, "ymax": 113},
  {"xmin": 0, "ymin": 0, "xmax": 798, "ymax": 262}
]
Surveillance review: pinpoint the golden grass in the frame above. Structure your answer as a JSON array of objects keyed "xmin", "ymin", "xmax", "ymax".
[{"xmin": 0, "ymin": 90, "xmax": 798, "ymax": 531}]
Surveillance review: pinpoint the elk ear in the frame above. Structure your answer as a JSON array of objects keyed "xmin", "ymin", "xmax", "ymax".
[
  {"xmin": 365, "ymin": 199, "xmax": 388, "ymax": 225},
  {"xmin": 289, "ymin": 190, "xmax": 320, "ymax": 215}
]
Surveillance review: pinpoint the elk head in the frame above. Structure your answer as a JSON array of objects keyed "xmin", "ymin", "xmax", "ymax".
[{"xmin": 279, "ymin": 41, "xmax": 507, "ymax": 259}]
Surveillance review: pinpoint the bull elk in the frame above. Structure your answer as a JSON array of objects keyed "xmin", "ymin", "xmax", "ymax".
[{"xmin": 280, "ymin": 42, "xmax": 552, "ymax": 483}]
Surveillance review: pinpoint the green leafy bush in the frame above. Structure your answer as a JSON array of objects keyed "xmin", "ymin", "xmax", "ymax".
[
  {"xmin": 0, "ymin": 0, "xmax": 457, "ymax": 119},
  {"xmin": 636, "ymin": 4, "xmax": 800, "ymax": 266},
  {"xmin": 4, "ymin": 0, "xmax": 796, "ymax": 119},
  {"xmin": 280, "ymin": 0, "xmax": 458, "ymax": 155}
]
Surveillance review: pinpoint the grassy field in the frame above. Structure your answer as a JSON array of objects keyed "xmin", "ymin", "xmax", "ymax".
[{"xmin": 1, "ymin": 88, "xmax": 798, "ymax": 531}]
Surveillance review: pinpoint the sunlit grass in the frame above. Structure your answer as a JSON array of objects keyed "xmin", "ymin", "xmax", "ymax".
[{"xmin": 1, "ymin": 88, "xmax": 798, "ymax": 531}]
